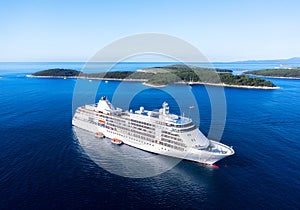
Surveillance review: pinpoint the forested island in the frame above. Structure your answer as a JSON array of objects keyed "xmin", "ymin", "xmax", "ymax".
[
  {"xmin": 138, "ymin": 65, "xmax": 276, "ymax": 88},
  {"xmin": 29, "ymin": 65, "xmax": 277, "ymax": 89},
  {"xmin": 245, "ymin": 68, "xmax": 300, "ymax": 78},
  {"xmin": 32, "ymin": 68, "xmax": 81, "ymax": 77}
]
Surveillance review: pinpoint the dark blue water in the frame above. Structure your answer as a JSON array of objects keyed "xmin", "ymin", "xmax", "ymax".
[{"xmin": 0, "ymin": 63, "xmax": 299, "ymax": 209}]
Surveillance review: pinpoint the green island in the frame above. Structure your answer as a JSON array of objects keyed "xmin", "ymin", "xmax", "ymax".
[
  {"xmin": 245, "ymin": 68, "xmax": 300, "ymax": 78},
  {"xmin": 32, "ymin": 68, "xmax": 81, "ymax": 77},
  {"xmin": 30, "ymin": 65, "xmax": 277, "ymax": 89},
  {"xmin": 138, "ymin": 65, "xmax": 275, "ymax": 88}
]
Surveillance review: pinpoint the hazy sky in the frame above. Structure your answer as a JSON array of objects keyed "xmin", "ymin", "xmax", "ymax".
[{"xmin": 1, "ymin": 0, "xmax": 299, "ymax": 62}]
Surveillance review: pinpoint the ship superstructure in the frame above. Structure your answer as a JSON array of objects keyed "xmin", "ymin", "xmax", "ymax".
[{"xmin": 72, "ymin": 96, "xmax": 234, "ymax": 164}]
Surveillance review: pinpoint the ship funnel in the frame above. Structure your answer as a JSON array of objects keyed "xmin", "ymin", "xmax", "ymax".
[{"xmin": 96, "ymin": 96, "xmax": 117, "ymax": 114}]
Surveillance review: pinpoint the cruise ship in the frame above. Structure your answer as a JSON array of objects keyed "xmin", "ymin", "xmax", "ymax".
[{"xmin": 72, "ymin": 96, "xmax": 234, "ymax": 165}]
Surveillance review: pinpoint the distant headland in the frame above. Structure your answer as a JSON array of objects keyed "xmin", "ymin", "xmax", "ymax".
[
  {"xmin": 28, "ymin": 65, "xmax": 279, "ymax": 89},
  {"xmin": 245, "ymin": 68, "xmax": 300, "ymax": 79}
]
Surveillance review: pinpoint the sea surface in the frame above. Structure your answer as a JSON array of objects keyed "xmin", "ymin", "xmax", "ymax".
[{"xmin": 0, "ymin": 62, "xmax": 299, "ymax": 209}]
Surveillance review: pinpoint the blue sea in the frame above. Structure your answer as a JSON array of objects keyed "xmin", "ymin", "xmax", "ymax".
[{"xmin": 0, "ymin": 62, "xmax": 299, "ymax": 209}]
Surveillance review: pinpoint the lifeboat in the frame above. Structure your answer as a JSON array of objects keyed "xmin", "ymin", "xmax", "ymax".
[
  {"xmin": 98, "ymin": 119, "xmax": 105, "ymax": 123},
  {"xmin": 111, "ymin": 138, "xmax": 123, "ymax": 145},
  {"xmin": 95, "ymin": 132, "xmax": 104, "ymax": 138}
]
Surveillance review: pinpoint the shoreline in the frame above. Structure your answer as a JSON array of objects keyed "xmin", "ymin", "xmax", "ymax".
[
  {"xmin": 176, "ymin": 81, "xmax": 279, "ymax": 89},
  {"xmin": 197, "ymin": 82, "xmax": 280, "ymax": 89},
  {"xmin": 142, "ymin": 82, "xmax": 167, "ymax": 88},
  {"xmin": 245, "ymin": 74, "xmax": 300, "ymax": 80},
  {"xmin": 26, "ymin": 74, "xmax": 147, "ymax": 82},
  {"xmin": 26, "ymin": 75, "xmax": 279, "ymax": 89}
]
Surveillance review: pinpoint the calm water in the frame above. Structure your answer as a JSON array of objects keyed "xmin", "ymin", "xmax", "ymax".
[{"xmin": 0, "ymin": 63, "xmax": 299, "ymax": 209}]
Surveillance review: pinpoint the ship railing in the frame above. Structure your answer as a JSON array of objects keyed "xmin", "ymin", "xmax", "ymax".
[
  {"xmin": 201, "ymin": 145, "xmax": 227, "ymax": 154},
  {"xmin": 85, "ymin": 104, "xmax": 97, "ymax": 110}
]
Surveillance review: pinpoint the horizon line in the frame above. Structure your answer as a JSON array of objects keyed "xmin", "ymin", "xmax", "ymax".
[{"xmin": 0, "ymin": 56, "xmax": 299, "ymax": 63}]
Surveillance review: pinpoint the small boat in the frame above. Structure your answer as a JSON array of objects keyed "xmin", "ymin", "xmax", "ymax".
[
  {"xmin": 95, "ymin": 132, "xmax": 104, "ymax": 138},
  {"xmin": 188, "ymin": 77, "xmax": 194, "ymax": 86},
  {"xmin": 98, "ymin": 119, "xmax": 105, "ymax": 123},
  {"xmin": 111, "ymin": 138, "xmax": 122, "ymax": 145}
]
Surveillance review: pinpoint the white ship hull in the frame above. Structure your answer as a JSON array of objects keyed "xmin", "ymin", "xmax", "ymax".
[{"xmin": 72, "ymin": 97, "xmax": 234, "ymax": 165}]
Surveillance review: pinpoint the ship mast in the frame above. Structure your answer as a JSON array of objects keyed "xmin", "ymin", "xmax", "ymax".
[{"xmin": 162, "ymin": 102, "xmax": 169, "ymax": 115}]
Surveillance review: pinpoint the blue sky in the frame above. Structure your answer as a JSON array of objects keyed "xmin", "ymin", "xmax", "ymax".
[{"xmin": 1, "ymin": 0, "xmax": 299, "ymax": 62}]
